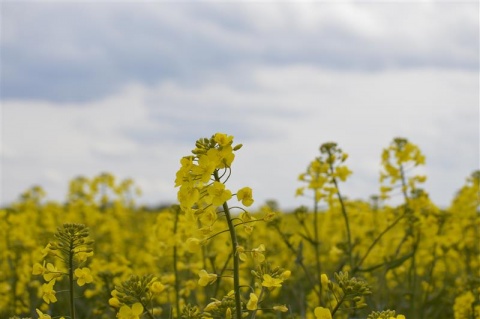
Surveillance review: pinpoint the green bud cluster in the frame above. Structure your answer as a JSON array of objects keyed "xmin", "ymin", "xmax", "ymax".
[
  {"xmin": 320, "ymin": 142, "xmax": 347, "ymax": 165},
  {"xmin": 393, "ymin": 138, "xmax": 408, "ymax": 149},
  {"xmin": 115, "ymin": 274, "xmax": 155, "ymax": 304},
  {"xmin": 367, "ymin": 310, "xmax": 398, "ymax": 319},
  {"xmin": 332, "ymin": 271, "xmax": 371, "ymax": 309},
  {"xmin": 191, "ymin": 134, "xmax": 242, "ymax": 156},
  {"xmin": 251, "ymin": 263, "xmax": 286, "ymax": 281},
  {"xmin": 335, "ymin": 271, "xmax": 371, "ymax": 296},
  {"xmin": 181, "ymin": 304, "xmax": 202, "ymax": 319},
  {"xmin": 202, "ymin": 293, "xmax": 243, "ymax": 319},
  {"xmin": 193, "ymin": 137, "xmax": 219, "ymax": 155},
  {"xmin": 49, "ymin": 223, "xmax": 93, "ymax": 264}
]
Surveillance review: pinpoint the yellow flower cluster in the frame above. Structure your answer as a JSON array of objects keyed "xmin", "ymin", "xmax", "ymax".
[{"xmin": 0, "ymin": 137, "xmax": 477, "ymax": 319}]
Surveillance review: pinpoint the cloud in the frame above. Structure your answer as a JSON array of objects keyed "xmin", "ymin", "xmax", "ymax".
[
  {"xmin": 1, "ymin": 2, "xmax": 478, "ymax": 102},
  {"xmin": 2, "ymin": 65, "xmax": 478, "ymax": 209}
]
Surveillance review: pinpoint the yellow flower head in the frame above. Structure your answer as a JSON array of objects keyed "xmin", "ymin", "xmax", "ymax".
[
  {"xmin": 262, "ymin": 274, "xmax": 283, "ymax": 288},
  {"xmin": 41, "ymin": 280, "xmax": 57, "ymax": 304},
  {"xmin": 109, "ymin": 296, "xmax": 121, "ymax": 308},
  {"xmin": 251, "ymin": 244, "xmax": 266, "ymax": 263},
  {"xmin": 273, "ymin": 305, "xmax": 289, "ymax": 312},
  {"xmin": 321, "ymin": 274, "xmax": 329, "ymax": 287},
  {"xmin": 186, "ymin": 237, "xmax": 203, "ymax": 253},
  {"xmin": 214, "ymin": 133, "xmax": 234, "ymax": 146},
  {"xmin": 150, "ymin": 281, "xmax": 165, "ymax": 294},
  {"xmin": 314, "ymin": 307, "xmax": 332, "ymax": 319},
  {"xmin": 74, "ymin": 267, "xmax": 93, "ymax": 286},
  {"xmin": 206, "ymin": 181, "xmax": 232, "ymax": 206},
  {"xmin": 36, "ymin": 309, "xmax": 52, "ymax": 319},
  {"xmin": 43, "ymin": 263, "xmax": 63, "ymax": 282},
  {"xmin": 237, "ymin": 187, "xmax": 254, "ymax": 206},
  {"xmin": 198, "ymin": 269, "xmax": 217, "ymax": 286},
  {"xmin": 280, "ymin": 270, "xmax": 291, "ymax": 280},
  {"xmin": 247, "ymin": 293, "xmax": 258, "ymax": 310},
  {"xmin": 32, "ymin": 261, "xmax": 46, "ymax": 275},
  {"xmin": 117, "ymin": 302, "xmax": 143, "ymax": 319}
]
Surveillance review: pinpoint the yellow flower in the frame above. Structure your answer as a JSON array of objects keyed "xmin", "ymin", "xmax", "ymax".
[
  {"xmin": 236, "ymin": 245, "xmax": 248, "ymax": 261},
  {"xmin": 204, "ymin": 300, "xmax": 221, "ymax": 312},
  {"xmin": 295, "ymin": 187, "xmax": 305, "ymax": 197},
  {"xmin": 273, "ymin": 305, "xmax": 288, "ymax": 312},
  {"xmin": 237, "ymin": 187, "xmax": 254, "ymax": 206},
  {"xmin": 192, "ymin": 154, "xmax": 217, "ymax": 183},
  {"xmin": 314, "ymin": 307, "xmax": 332, "ymax": 319},
  {"xmin": 225, "ymin": 307, "xmax": 232, "ymax": 319},
  {"xmin": 321, "ymin": 274, "xmax": 329, "ymax": 287},
  {"xmin": 186, "ymin": 238, "xmax": 203, "ymax": 253},
  {"xmin": 41, "ymin": 243, "xmax": 52, "ymax": 258},
  {"xmin": 109, "ymin": 289, "xmax": 121, "ymax": 308},
  {"xmin": 43, "ymin": 263, "xmax": 63, "ymax": 282},
  {"xmin": 206, "ymin": 181, "xmax": 232, "ymax": 206},
  {"xmin": 247, "ymin": 293, "xmax": 258, "ymax": 310},
  {"xmin": 262, "ymin": 274, "xmax": 283, "ymax": 288},
  {"xmin": 74, "ymin": 267, "xmax": 93, "ymax": 286},
  {"xmin": 334, "ymin": 166, "xmax": 352, "ymax": 181},
  {"xmin": 198, "ymin": 269, "xmax": 217, "ymax": 286},
  {"xmin": 214, "ymin": 132, "xmax": 233, "ymax": 146},
  {"xmin": 117, "ymin": 302, "xmax": 144, "ymax": 319},
  {"xmin": 263, "ymin": 211, "xmax": 276, "ymax": 222},
  {"xmin": 36, "ymin": 309, "xmax": 52, "ymax": 319},
  {"xmin": 280, "ymin": 270, "xmax": 291, "ymax": 280},
  {"xmin": 178, "ymin": 185, "xmax": 200, "ymax": 208},
  {"xmin": 150, "ymin": 281, "xmax": 165, "ymax": 294},
  {"xmin": 251, "ymin": 244, "xmax": 266, "ymax": 263},
  {"xmin": 109, "ymin": 297, "xmax": 121, "ymax": 308},
  {"xmin": 41, "ymin": 280, "xmax": 57, "ymax": 304},
  {"xmin": 32, "ymin": 261, "xmax": 46, "ymax": 275}
]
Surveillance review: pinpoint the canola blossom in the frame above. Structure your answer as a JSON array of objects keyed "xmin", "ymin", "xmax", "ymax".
[{"xmin": 1, "ymin": 134, "xmax": 478, "ymax": 319}]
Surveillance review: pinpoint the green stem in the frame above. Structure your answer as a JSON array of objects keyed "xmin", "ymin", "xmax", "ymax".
[
  {"xmin": 313, "ymin": 185, "xmax": 323, "ymax": 305},
  {"xmin": 140, "ymin": 300, "xmax": 156, "ymax": 319},
  {"xmin": 323, "ymin": 148, "xmax": 353, "ymax": 270},
  {"xmin": 214, "ymin": 171, "xmax": 242, "ymax": 319},
  {"xmin": 352, "ymin": 211, "xmax": 406, "ymax": 275},
  {"xmin": 328, "ymin": 161, "xmax": 353, "ymax": 270},
  {"xmin": 272, "ymin": 224, "xmax": 320, "ymax": 297},
  {"xmin": 69, "ymin": 241, "xmax": 76, "ymax": 319},
  {"xmin": 330, "ymin": 292, "xmax": 346, "ymax": 316},
  {"xmin": 172, "ymin": 206, "xmax": 181, "ymax": 318},
  {"xmin": 399, "ymin": 163, "xmax": 417, "ymax": 317}
]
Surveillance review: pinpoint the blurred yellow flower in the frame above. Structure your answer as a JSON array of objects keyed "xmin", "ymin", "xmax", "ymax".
[
  {"xmin": 273, "ymin": 305, "xmax": 288, "ymax": 312},
  {"xmin": 43, "ymin": 263, "xmax": 62, "ymax": 282},
  {"xmin": 314, "ymin": 307, "xmax": 332, "ymax": 319},
  {"xmin": 74, "ymin": 267, "xmax": 93, "ymax": 286},
  {"xmin": 36, "ymin": 309, "xmax": 52, "ymax": 319},
  {"xmin": 41, "ymin": 280, "xmax": 57, "ymax": 304},
  {"xmin": 198, "ymin": 269, "xmax": 217, "ymax": 286},
  {"xmin": 247, "ymin": 293, "xmax": 258, "ymax": 310},
  {"xmin": 118, "ymin": 302, "xmax": 143, "ymax": 319},
  {"xmin": 262, "ymin": 274, "xmax": 283, "ymax": 288},
  {"xmin": 150, "ymin": 281, "xmax": 165, "ymax": 294}
]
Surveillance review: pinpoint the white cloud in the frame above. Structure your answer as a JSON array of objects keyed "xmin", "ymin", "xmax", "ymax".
[{"xmin": 2, "ymin": 66, "xmax": 477, "ymax": 209}]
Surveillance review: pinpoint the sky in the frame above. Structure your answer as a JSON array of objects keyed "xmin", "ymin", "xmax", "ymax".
[{"xmin": 0, "ymin": 1, "xmax": 478, "ymax": 210}]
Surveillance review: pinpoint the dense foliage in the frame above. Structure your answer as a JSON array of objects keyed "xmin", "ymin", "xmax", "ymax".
[{"xmin": 1, "ymin": 134, "xmax": 479, "ymax": 319}]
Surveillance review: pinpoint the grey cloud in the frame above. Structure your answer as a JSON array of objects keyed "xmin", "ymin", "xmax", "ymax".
[{"xmin": 1, "ymin": 2, "xmax": 478, "ymax": 103}]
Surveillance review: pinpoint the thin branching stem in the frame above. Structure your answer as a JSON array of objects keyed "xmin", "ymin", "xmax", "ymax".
[{"xmin": 214, "ymin": 170, "xmax": 242, "ymax": 319}]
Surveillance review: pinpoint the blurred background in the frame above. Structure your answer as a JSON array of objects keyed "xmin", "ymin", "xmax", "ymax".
[{"xmin": 1, "ymin": 1, "xmax": 478, "ymax": 209}]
